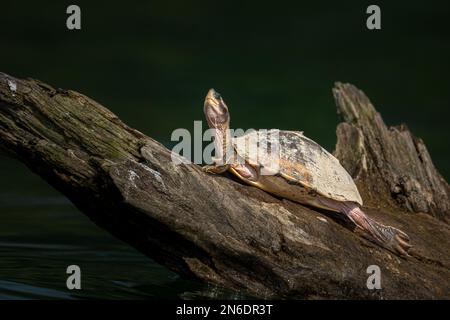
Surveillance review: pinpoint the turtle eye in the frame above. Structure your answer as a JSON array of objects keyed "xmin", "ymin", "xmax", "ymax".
[{"xmin": 213, "ymin": 91, "xmax": 222, "ymax": 100}]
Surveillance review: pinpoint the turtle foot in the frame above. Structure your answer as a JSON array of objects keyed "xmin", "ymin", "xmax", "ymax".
[
  {"xmin": 202, "ymin": 164, "xmax": 230, "ymax": 174},
  {"xmin": 333, "ymin": 201, "xmax": 412, "ymax": 256},
  {"xmin": 369, "ymin": 223, "xmax": 412, "ymax": 256}
]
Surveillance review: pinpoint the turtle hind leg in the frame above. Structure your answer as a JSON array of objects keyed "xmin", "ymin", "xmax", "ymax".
[
  {"xmin": 320, "ymin": 199, "xmax": 412, "ymax": 256},
  {"xmin": 346, "ymin": 205, "xmax": 411, "ymax": 256}
]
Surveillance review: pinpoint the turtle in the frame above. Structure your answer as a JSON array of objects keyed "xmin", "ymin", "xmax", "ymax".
[{"xmin": 202, "ymin": 88, "xmax": 411, "ymax": 256}]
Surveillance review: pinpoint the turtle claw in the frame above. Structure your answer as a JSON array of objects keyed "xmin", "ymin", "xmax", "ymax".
[
  {"xmin": 371, "ymin": 224, "xmax": 412, "ymax": 257},
  {"xmin": 202, "ymin": 165, "xmax": 216, "ymax": 173},
  {"xmin": 396, "ymin": 230, "xmax": 411, "ymax": 246},
  {"xmin": 391, "ymin": 233, "xmax": 412, "ymax": 256}
]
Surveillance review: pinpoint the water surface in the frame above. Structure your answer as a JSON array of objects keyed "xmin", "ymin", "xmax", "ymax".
[{"xmin": 0, "ymin": 158, "xmax": 246, "ymax": 299}]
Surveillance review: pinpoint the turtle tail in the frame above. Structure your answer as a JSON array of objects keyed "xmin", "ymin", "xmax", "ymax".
[{"xmin": 320, "ymin": 199, "xmax": 412, "ymax": 256}]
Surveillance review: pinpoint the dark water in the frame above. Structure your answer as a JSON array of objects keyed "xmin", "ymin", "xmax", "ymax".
[
  {"xmin": 0, "ymin": 159, "xmax": 249, "ymax": 300},
  {"xmin": 0, "ymin": 1, "xmax": 449, "ymax": 299}
]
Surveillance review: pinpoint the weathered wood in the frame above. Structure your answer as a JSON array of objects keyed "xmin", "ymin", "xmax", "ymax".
[
  {"xmin": 333, "ymin": 83, "xmax": 450, "ymax": 222},
  {"xmin": 0, "ymin": 72, "xmax": 449, "ymax": 299}
]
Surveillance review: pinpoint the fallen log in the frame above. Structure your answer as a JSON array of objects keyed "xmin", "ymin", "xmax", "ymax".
[{"xmin": 0, "ymin": 72, "xmax": 449, "ymax": 299}]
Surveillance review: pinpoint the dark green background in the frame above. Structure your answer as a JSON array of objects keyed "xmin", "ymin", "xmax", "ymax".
[{"xmin": 0, "ymin": 0, "xmax": 448, "ymax": 299}]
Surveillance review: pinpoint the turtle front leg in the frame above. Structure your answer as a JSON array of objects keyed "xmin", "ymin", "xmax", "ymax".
[{"xmin": 202, "ymin": 164, "xmax": 230, "ymax": 174}]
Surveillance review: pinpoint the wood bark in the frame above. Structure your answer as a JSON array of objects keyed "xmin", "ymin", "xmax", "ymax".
[
  {"xmin": 0, "ymin": 72, "xmax": 449, "ymax": 299},
  {"xmin": 333, "ymin": 83, "xmax": 450, "ymax": 222}
]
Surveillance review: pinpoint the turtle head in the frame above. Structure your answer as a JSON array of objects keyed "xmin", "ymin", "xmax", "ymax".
[
  {"xmin": 204, "ymin": 88, "xmax": 230, "ymax": 131},
  {"xmin": 204, "ymin": 89, "xmax": 233, "ymax": 166}
]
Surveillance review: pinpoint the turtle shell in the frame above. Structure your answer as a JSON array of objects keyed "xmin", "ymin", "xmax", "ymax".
[{"xmin": 232, "ymin": 129, "xmax": 363, "ymax": 205}]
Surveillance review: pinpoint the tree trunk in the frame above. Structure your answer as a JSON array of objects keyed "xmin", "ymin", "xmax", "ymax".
[
  {"xmin": 0, "ymin": 72, "xmax": 449, "ymax": 299},
  {"xmin": 333, "ymin": 83, "xmax": 450, "ymax": 222}
]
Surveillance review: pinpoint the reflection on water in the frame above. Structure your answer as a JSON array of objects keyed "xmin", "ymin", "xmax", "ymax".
[
  {"xmin": 0, "ymin": 281, "xmax": 75, "ymax": 300},
  {"xmin": 0, "ymin": 158, "xmax": 247, "ymax": 300}
]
